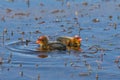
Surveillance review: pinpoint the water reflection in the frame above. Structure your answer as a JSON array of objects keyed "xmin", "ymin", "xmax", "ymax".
[
  {"xmin": 5, "ymin": 40, "xmax": 103, "ymax": 59},
  {"xmin": 5, "ymin": 40, "xmax": 85, "ymax": 59},
  {"xmin": 25, "ymin": 0, "xmax": 30, "ymax": 8},
  {"xmin": 38, "ymin": 54, "xmax": 48, "ymax": 58}
]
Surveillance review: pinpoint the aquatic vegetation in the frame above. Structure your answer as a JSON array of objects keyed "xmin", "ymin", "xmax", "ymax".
[
  {"xmin": 114, "ymin": 56, "xmax": 120, "ymax": 69},
  {"xmin": 92, "ymin": 18, "xmax": 100, "ymax": 23},
  {"xmin": 19, "ymin": 71, "xmax": 23, "ymax": 77},
  {"xmin": 0, "ymin": 57, "xmax": 3, "ymax": 64},
  {"xmin": 6, "ymin": 8, "xmax": 12, "ymax": 13}
]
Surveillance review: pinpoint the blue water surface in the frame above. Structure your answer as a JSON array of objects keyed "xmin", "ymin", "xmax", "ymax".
[{"xmin": 0, "ymin": 0, "xmax": 120, "ymax": 80}]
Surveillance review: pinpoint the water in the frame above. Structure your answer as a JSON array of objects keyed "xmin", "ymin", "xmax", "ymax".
[{"xmin": 0, "ymin": 0, "xmax": 120, "ymax": 80}]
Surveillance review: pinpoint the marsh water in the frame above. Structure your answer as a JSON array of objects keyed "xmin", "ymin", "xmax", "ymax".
[{"xmin": 0, "ymin": 0, "xmax": 120, "ymax": 80}]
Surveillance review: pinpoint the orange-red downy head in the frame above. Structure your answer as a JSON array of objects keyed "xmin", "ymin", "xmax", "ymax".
[{"xmin": 36, "ymin": 36, "xmax": 48, "ymax": 44}]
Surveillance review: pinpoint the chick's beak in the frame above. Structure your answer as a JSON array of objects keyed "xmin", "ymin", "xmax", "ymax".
[
  {"xmin": 36, "ymin": 40, "xmax": 40, "ymax": 44},
  {"xmin": 79, "ymin": 38, "xmax": 82, "ymax": 42},
  {"xmin": 74, "ymin": 35, "xmax": 82, "ymax": 42}
]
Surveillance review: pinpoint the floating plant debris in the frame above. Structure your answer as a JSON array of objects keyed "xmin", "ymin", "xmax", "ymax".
[
  {"xmin": 19, "ymin": 71, "xmax": 23, "ymax": 77},
  {"xmin": 0, "ymin": 57, "xmax": 3, "ymax": 64},
  {"xmin": 37, "ymin": 74, "xmax": 40, "ymax": 80},
  {"xmin": 6, "ymin": 8, "xmax": 12, "ymax": 13},
  {"xmin": 109, "ymin": 15, "xmax": 113, "ymax": 20},
  {"xmin": 38, "ymin": 21, "xmax": 45, "ymax": 24},
  {"xmin": 6, "ymin": 0, "xmax": 14, "ymax": 2},
  {"xmin": 1, "ymin": 16, "xmax": 5, "ymax": 22},
  {"xmin": 33, "ymin": 30, "xmax": 42, "ymax": 34},
  {"xmin": 4, "ymin": 28, "xmax": 7, "ymax": 34},
  {"xmin": 82, "ymin": 2, "xmax": 88, "ymax": 6},
  {"xmin": 35, "ymin": 64, "xmax": 39, "ymax": 68},
  {"xmin": 96, "ymin": 74, "xmax": 99, "ymax": 80},
  {"xmin": 51, "ymin": 10, "xmax": 60, "ymax": 14},
  {"xmin": 66, "ymin": 1, "xmax": 70, "ymax": 8},
  {"xmin": 19, "ymin": 63, "xmax": 22, "ymax": 67},
  {"xmin": 79, "ymin": 72, "xmax": 90, "ymax": 76},
  {"xmin": 114, "ymin": 56, "xmax": 120, "ymax": 64},
  {"xmin": 92, "ymin": 18, "xmax": 100, "ymax": 23},
  {"xmin": 14, "ymin": 12, "xmax": 30, "ymax": 17},
  {"xmin": 25, "ymin": 39, "xmax": 30, "ymax": 46},
  {"xmin": 40, "ymin": 3, "xmax": 44, "ymax": 6}
]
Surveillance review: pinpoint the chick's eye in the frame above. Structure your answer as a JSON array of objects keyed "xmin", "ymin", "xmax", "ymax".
[
  {"xmin": 77, "ymin": 37, "xmax": 80, "ymax": 39},
  {"xmin": 38, "ymin": 39, "xmax": 41, "ymax": 41}
]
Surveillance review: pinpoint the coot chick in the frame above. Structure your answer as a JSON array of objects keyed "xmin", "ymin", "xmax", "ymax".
[
  {"xmin": 36, "ymin": 36, "xmax": 66, "ymax": 51},
  {"xmin": 56, "ymin": 35, "xmax": 82, "ymax": 48}
]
